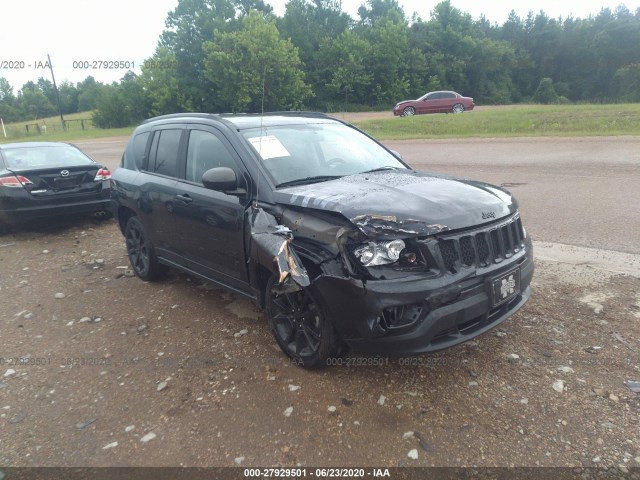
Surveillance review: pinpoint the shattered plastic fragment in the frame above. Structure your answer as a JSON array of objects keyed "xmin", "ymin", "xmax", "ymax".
[
  {"xmin": 624, "ymin": 380, "xmax": 640, "ymax": 393},
  {"xmin": 249, "ymin": 207, "xmax": 310, "ymax": 287}
]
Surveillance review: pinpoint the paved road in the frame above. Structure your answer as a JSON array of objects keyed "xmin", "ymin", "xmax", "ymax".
[
  {"xmin": 77, "ymin": 135, "xmax": 640, "ymax": 254},
  {"xmin": 386, "ymin": 136, "xmax": 640, "ymax": 254}
]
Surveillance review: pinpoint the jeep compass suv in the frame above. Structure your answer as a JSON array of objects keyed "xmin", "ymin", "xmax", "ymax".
[{"xmin": 110, "ymin": 112, "xmax": 533, "ymax": 368}]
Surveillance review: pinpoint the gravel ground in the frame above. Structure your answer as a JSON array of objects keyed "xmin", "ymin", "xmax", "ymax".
[{"xmin": 0, "ymin": 218, "xmax": 639, "ymax": 469}]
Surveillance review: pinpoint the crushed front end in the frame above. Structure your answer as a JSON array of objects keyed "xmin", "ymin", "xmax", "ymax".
[{"xmin": 311, "ymin": 213, "xmax": 533, "ymax": 355}]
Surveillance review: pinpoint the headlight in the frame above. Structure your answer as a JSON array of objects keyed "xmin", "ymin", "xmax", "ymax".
[{"xmin": 353, "ymin": 239, "xmax": 406, "ymax": 266}]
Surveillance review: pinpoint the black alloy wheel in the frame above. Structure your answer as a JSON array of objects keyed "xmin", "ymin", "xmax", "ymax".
[
  {"xmin": 266, "ymin": 275, "xmax": 341, "ymax": 368},
  {"xmin": 124, "ymin": 217, "xmax": 167, "ymax": 281}
]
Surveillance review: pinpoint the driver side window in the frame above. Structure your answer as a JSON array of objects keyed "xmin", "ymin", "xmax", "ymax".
[{"xmin": 185, "ymin": 130, "xmax": 237, "ymax": 184}]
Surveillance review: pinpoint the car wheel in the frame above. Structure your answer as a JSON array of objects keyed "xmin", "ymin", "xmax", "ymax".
[
  {"xmin": 402, "ymin": 106, "xmax": 416, "ymax": 117},
  {"xmin": 452, "ymin": 103, "xmax": 465, "ymax": 114},
  {"xmin": 265, "ymin": 274, "xmax": 343, "ymax": 369},
  {"xmin": 124, "ymin": 216, "xmax": 167, "ymax": 281}
]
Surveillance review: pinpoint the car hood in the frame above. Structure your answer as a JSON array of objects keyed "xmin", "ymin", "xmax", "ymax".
[{"xmin": 273, "ymin": 170, "xmax": 518, "ymax": 237}]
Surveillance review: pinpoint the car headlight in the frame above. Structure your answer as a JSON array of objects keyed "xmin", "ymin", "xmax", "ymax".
[{"xmin": 353, "ymin": 239, "xmax": 406, "ymax": 266}]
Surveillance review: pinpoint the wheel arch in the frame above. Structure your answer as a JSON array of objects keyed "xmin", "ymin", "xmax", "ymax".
[{"xmin": 117, "ymin": 206, "xmax": 137, "ymax": 234}]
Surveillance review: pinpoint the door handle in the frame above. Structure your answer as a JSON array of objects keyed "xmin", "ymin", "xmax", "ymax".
[{"xmin": 175, "ymin": 194, "xmax": 193, "ymax": 204}]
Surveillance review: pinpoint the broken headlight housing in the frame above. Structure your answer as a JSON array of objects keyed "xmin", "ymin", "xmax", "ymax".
[{"xmin": 353, "ymin": 239, "xmax": 406, "ymax": 266}]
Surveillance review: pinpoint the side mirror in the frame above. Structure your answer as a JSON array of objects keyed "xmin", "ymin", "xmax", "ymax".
[
  {"xmin": 202, "ymin": 167, "xmax": 238, "ymax": 192},
  {"xmin": 390, "ymin": 149, "xmax": 402, "ymax": 160}
]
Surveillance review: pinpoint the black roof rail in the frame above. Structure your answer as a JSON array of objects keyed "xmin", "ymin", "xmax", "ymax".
[
  {"xmin": 142, "ymin": 111, "xmax": 332, "ymax": 124},
  {"xmin": 256, "ymin": 111, "xmax": 331, "ymax": 118},
  {"xmin": 141, "ymin": 112, "xmax": 221, "ymax": 124}
]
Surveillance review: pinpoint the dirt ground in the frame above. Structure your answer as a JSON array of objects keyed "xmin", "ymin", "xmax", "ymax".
[
  {"xmin": 0, "ymin": 132, "xmax": 639, "ymax": 473},
  {"xmin": 0, "ymin": 216, "xmax": 639, "ymax": 470}
]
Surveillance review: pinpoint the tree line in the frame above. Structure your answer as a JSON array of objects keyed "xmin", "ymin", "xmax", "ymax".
[{"xmin": 1, "ymin": 0, "xmax": 639, "ymax": 128}]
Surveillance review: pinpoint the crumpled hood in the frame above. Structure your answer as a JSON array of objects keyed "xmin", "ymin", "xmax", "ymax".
[{"xmin": 273, "ymin": 170, "xmax": 518, "ymax": 237}]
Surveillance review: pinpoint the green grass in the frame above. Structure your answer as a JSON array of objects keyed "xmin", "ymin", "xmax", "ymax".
[
  {"xmin": 0, "ymin": 126, "xmax": 134, "ymax": 143},
  {"xmin": 352, "ymin": 103, "xmax": 640, "ymax": 140},
  {"xmin": 0, "ymin": 111, "xmax": 134, "ymax": 144},
  {"xmin": 2, "ymin": 104, "xmax": 639, "ymax": 144}
]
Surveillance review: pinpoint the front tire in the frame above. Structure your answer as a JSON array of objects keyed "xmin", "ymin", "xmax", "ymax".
[
  {"xmin": 402, "ymin": 106, "xmax": 416, "ymax": 117},
  {"xmin": 452, "ymin": 103, "xmax": 465, "ymax": 114},
  {"xmin": 265, "ymin": 275, "xmax": 342, "ymax": 368},
  {"xmin": 124, "ymin": 216, "xmax": 167, "ymax": 281}
]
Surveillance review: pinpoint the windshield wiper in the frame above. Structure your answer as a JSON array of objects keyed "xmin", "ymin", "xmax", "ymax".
[
  {"xmin": 276, "ymin": 175, "xmax": 343, "ymax": 188},
  {"xmin": 360, "ymin": 166, "xmax": 402, "ymax": 174}
]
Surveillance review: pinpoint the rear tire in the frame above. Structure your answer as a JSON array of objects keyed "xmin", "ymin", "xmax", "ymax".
[
  {"xmin": 452, "ymin": 103, "xmax": 465, "ymax": 114},
  {"xmin": 124, "ymin": 216, "xmax": 167, "ymax": 281},
  {"xmin": 265, "ymin": 274, "xmax": 344, "ymax": 369}
]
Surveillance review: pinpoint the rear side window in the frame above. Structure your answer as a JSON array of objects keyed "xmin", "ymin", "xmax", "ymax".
[
  {"xmin": 442, "ymin": 92, "xmax": 456, "ymax": 99},
  {"xmin": 150, "ymin": 129, "xmax": 182, "ymax": 177},
  {"xmin": 132, "ymin": 132, "xmax": 150, "ymax": 170}
]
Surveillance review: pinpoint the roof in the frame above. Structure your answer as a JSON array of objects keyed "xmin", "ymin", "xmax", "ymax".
[
  {"xmin": 142, "ymin": 111, "xmax": 342, "ymax": 130},
  {"xmin": 0, "ymin": 142, "xmax": 73, "ymax": 150}
]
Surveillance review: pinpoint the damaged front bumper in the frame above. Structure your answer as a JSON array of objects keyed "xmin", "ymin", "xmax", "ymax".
[{"xmin": 313, "ymin": 248, "xmax": 534, "ymax": 356}]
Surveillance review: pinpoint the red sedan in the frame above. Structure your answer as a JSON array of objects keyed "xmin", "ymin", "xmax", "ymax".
[{"xmin": 393, "ymin": 91, "xmax": 475, "ymax": 116}]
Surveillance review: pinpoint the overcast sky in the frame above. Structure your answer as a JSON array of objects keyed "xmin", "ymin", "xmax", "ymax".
[{"xmin": 1, "ymin": 0, "xmax": 638, "ymax": 91}]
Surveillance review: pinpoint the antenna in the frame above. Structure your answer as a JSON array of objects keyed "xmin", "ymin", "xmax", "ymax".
[
  {"xmin": 255, "ymin": 65, "xmax": 267, "ymax": 208},
  {"xmin": 47, "ymin": 54, "xmax": 65, "ymax": 129}
]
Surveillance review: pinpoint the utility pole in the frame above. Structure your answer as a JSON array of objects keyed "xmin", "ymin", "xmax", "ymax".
[{"xmin": 47, "ymin": 54, "xmax": 65, "ymax": 129}]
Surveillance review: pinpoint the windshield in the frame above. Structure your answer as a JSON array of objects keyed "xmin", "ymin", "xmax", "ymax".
[
  {"xmin": 2, "ymin": 145, "xmax": 93, "ymax": 170},
  {"xmin": 241, "ymin": 123, "xmax": 407, "ymax": 187}
]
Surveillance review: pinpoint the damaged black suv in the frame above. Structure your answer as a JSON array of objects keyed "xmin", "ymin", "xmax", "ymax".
[{"xmin": 111, "ymin": 112, "xmax": 533, "ymax": 368}]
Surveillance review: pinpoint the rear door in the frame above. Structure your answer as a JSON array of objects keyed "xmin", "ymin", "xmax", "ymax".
[
  {"xmin": 171, "ymin": 125, "xmax": 252, "ymax": 291},
  {"xmin": 438, "ymin": 92, "xmax": 457, "ymax": 112},
  {"xmin": 138, "ymin": 126, "xmax": 185, "ymax": 265}
]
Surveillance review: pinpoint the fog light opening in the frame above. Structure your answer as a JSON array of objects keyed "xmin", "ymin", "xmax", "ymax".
[{"xmin": 378, "ymin": 304, "xmax": 424, "ymax": 330}]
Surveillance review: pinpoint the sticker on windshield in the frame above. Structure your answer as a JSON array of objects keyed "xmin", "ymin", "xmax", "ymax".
[{"xmin": 247, "ymin": 135, "xmax": 290, "ymax": 160}]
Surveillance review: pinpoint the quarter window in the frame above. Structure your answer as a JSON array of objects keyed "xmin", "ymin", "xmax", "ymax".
[{"xmin": 132, "ymin": 132, "xmax": 150, "ymax": 169}]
